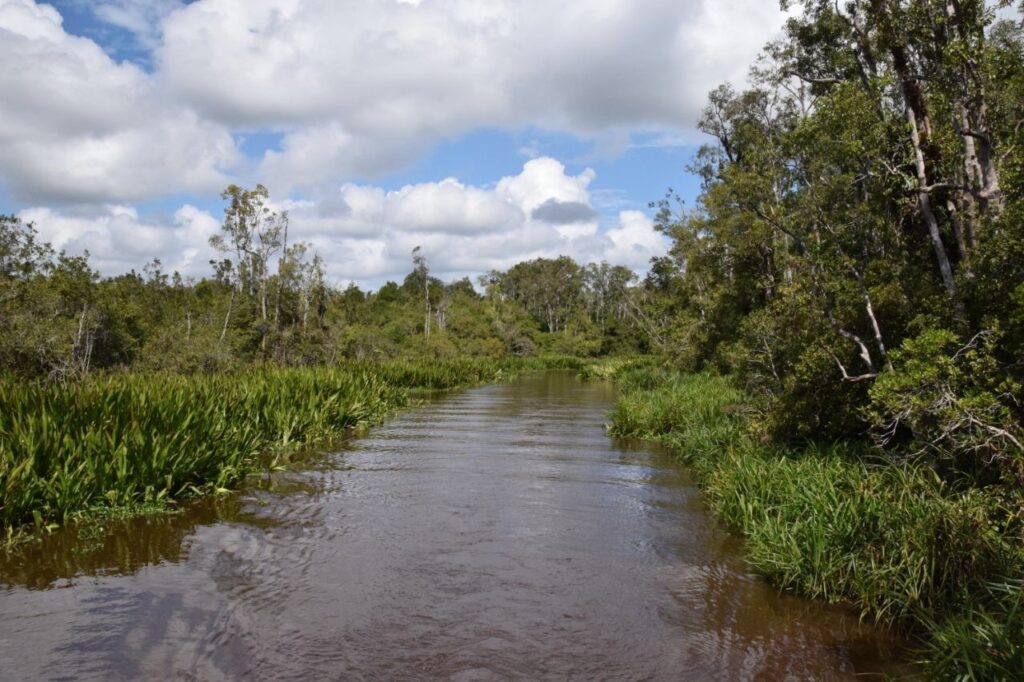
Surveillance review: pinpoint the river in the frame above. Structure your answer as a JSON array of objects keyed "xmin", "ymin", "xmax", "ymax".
[{"xmin": 0, "ymin": 371, "xmax": 911, "ymax": 680}]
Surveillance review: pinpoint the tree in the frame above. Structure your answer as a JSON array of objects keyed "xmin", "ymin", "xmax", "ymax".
[
  {"xmin": 646, "ymin": 0, "xmax": 1024, "ymax": 457},
  {"xmin": 412, "ymin": 246, "xmax": 431, "ymax": 338},
  {"xmin": 210, "ymin": 184, "xmax": 288, "ymax": 348}
]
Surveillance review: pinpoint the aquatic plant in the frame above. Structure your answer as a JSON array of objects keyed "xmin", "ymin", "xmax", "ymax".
[
  {"xmin": 0, "ymin": 356, "xmax": 579, "ymax": 540},
  {"xmin": 606, "ymin": 366, "xmax": 1024, "ymax": 680}
]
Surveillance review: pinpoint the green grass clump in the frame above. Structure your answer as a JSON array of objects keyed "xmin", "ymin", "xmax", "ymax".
[
  {"xmin": 578, "ymin": 356, "xmax": 657, "ymax": 382},
  {"xmin": 1, "ymin": 356, "xmax": 570, "ymax": 541},
  {"xmin": 0, "ymin": 366, "xmax": 404, "ymax": 535},
  {"xmin": 608, "ymin": 367, "xmax": 1024, "ymax": 680}
]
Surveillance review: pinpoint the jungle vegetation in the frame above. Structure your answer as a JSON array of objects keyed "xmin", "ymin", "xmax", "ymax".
[
  {"xmin": 600, "ymin": 1, "xmax": 1024, "ymax": 677},
  {"xmin": 0, "ymin": 208, "xmax": 645, "ymax": 382},
  {"xmin": 2, "ymin": 0, "xmax": 1024, "ymax": 676}
]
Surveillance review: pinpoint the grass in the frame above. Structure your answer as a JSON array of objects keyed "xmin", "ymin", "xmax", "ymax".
[
  {"xmin": 0, "ymin": 355, "xmax": 581, "ymax": 544},
  {"xmin": 596, "ymin": 360, "xmax": 1024, "ymax": 680}
]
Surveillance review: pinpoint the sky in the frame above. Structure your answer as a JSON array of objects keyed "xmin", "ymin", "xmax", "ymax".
[{"xmin": 0, "ymin": 0, "xmax": 796, "ymax": 288}]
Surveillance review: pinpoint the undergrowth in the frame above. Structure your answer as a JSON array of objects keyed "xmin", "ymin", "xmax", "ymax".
[{"xmin": 593, "ymin": 360, "xmax": 1024, "ymax": 680}]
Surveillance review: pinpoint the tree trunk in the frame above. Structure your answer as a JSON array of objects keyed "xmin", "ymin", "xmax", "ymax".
[
  {"xmin": 424, "ymin": 279, "xmax": 431, "ymax": 339},
  {"xmin": 906, "ymin": 104, "xmax": 960, "ymax": 303},
  {"xmin": 275, "ymin": 219, "xmax": 288, "ymax": 330},
  {"xmin": 947, "ymin": 1, "xmax": 1003, "ymax": 217},
  {"xmin": 219, "ymin": 288, "xmax": 235, "ymax": 345},
  {"xmin": 852, "ymin": 266, "xmax": 892, "ymax": 371},
  {"xmin": 873, "ymin": 0, "xmax": 961, "ymax": 305},
  {"xmin": 301, "ymin": 289, "xmax": 309, "ymax": 334}
]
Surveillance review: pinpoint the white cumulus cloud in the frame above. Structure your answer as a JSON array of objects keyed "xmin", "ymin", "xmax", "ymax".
[
  {"xmin": 19, "ymin": 157, "xmax": 668, "ymax": 286},
  {"xmin": 154, "ymin": 0, "xmax": 789, "ymax": 189},
  {"xmin": 0, "ymin": 0, "xmax": 238, "ymax": 203},
  {"xmin": 21, "ymin": 203, "xmax": 221, "ymax": 276},
  {"xmin": 1, "ymin": 0, "xmax": 785, "ymax": 273}
]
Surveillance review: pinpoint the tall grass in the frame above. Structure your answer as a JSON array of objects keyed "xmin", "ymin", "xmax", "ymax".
[
  {"xmin": 1, "ymin": 356, "xmax": 578, "ymax": 541},
  {"xmin": 603, "ymin": 364, "xmax": 1024, "ymax": 680}
]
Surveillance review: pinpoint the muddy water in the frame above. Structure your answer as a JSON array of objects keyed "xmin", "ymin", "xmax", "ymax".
[{"xmin": 0, "ymin": 372, "xmax": 911, "ymax": 680}]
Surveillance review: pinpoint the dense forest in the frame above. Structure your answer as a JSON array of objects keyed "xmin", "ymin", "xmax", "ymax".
[
  {"xmin": 611, "ymin": 1, "xmax": 1024, "ymax": 677},
  {"xmin": 0, "ymin": 195, "xmax": 646, "ymax": 381},
  {"xmin": 644, "ymin": 0, "xmax": 1024, "ymax": 478}
]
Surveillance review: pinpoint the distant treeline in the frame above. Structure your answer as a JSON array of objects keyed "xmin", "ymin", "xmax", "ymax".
[{"xmin": 0, "ymin": 189, "xmax": 652, "ymax": 380}]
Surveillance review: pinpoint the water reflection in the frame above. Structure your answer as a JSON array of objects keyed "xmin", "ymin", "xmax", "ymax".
[
  {"xmin": 0, "ymin": 470, "xmax": 328, "ymax": 591},
  {"xmin": 0, "ymin": 372, "xmax": 914, "ymax": 680}
]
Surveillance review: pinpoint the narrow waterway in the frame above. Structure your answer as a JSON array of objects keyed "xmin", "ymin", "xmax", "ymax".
[{"xmin": 0, "ymin": 372, "xmax": 910, "ymax": 680}]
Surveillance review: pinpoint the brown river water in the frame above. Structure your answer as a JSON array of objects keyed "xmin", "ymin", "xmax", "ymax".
[{"xmin": 0, "ymin": 372, "xmax": 913, "ymax": 680}]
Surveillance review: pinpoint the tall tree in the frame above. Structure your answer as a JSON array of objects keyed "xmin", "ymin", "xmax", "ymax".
[
  {"xmin": 210, "ymin": 184, "xmax": 288, "ymax": 348},
  {"xmin": 412, "ymin": 246, "xmax": 431, "ymax": 338}
]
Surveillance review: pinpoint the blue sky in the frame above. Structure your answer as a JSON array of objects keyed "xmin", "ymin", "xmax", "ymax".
[{"xmin": 0, "ymin": 0, "xmax": 788, "ymax": 286}]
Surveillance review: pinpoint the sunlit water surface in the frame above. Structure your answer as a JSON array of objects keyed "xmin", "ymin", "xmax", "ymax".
[{"xmin": 0, "ymin": 372, "xmax": 913, "ymax": 680}]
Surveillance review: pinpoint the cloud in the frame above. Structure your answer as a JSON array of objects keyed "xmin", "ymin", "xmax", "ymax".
[
  {"xmin": 603, "ymin": 210, "xmax": 666, "ymax": 267},
  {"xmin": 91, "ymin": 0, "xmax": 185, "ymax": 49},
  {"xmin": 258, "ymin": 123, "xmax": 434, "ymax": 194},
  {"xmin": 19, "ymin": 157, "xmax": 668, "ymax": 286},
  {"xmin": 0, "ymin": 0, "xmax": 792, "ymax": 202},
  {"xmin": 20, "ymin": 203, "xmax": 221, "ymax": 276},
  {"xmin": 154, "ymin": 0, "xmax": 789, "ymax": 187},
  {"xmin": 531, "ymin": 199, "xmax": 600, "ymax": 225},
  {"xmin": 0, "ymin": 0, "xmax": 238, "ymax": 204},
  {"xmin": 160, "ymin": 0, "xmax": 785, "ymax": 130},
  {"xmin": 279, "ymin": 157, "xmax": 607, "ymax": 280},
  {"xmin": 1, "ymin": 0, "xmax": 782, "ymax": 277}
]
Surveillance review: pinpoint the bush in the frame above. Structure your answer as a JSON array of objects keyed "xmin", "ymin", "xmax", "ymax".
[
  {"xmin": 608, "ymin": 368, "xmax": 1024, "ymax": 679},
  {"xmin": 869, "ymin": 328, "xmax": 1024, "ymax": 486}
]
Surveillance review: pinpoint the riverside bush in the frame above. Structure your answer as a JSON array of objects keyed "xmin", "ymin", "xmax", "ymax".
[{"xmin": 604, "ymin": 364, "xmax": 1024, "ymax": 680}]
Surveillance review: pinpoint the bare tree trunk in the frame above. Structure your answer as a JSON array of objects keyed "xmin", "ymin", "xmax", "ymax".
[
  {"xmin": 947, "ymin": 1, "xmax": 1003, "ymax": 217},
  {"xmin": 424, "ymin": 278, "xmax": 431, "ymax": 338},
  {"xmin": 946, "ymin": 197, "xmax": 970, "ymax": 269},
  {"xmin": 260, "ymin": 282, "xmax": 268, "ymax": 321},
  {"xmin": 906, "ymin": 105, "xmax": 960, "ymax": 303},
  {"xmin": 219, "ymin": 289, "xmax": 235, "ymax": 345},
  {"xmin": 852, "ymin": 266, "xmax": 892, "ymax": 371},
  {"xmin": 74, "ymin": 303, "xmax": 87, "ymax": 358},
  {"xmin": 826, "ymin": 310, "xmax": 878, "ymax": 380},
  {"xmin": 870, "ymin": 0, "xmax": 967, "ymax": 323},
  {"xmin": 957, "ymin": 102, "xmax": 982, "ymax": 248},
  {"xmin": 301, "ymin": 289, "xmax": 309, "ymax": 334},
  {"xmin": 73, "ymin": 303, "xmax": 92, "ymax": 377},
  {"xmin": 972, "ymin": 98, "xmax": 1003, "ymax": 215},
  {"xmin": 259, "ymin": 280, "xmax": 270, "ymax": 351},
  {"xmin": 275, "ymin": 219, "xmax": 288, "ymax": 330}
]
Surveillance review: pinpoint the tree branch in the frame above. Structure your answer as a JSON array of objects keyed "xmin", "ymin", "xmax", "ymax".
[{"xmin": 783, "ymin": 70, "xmax": 842, "ymax": 85}]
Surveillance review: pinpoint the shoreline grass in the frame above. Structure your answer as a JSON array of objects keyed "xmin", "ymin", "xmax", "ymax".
[
  {"xmin": 1, "ymin": 356, "xmax": 582, "ymax": 545},
  {"xmin": 594, "ymin": 361, "xmax": 1024, "ymax": 680}
]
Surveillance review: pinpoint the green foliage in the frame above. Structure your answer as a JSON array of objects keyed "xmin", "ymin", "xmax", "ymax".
[
  {"xmin": 608, "ymin": 367, "xmax": 1024, "ymax": 680},
  {"xmin": 638, "ymin": 1, "xmax": 1024, "ymax": 485},
  {"xmin": 1, "ymin": 203, "xmax": 647, "ymax": 379},
  {"xmin": 0, "ymin": 365, "xmax": 396, "ymax": 534},
  {"xmin": 0, "ymin": 357, "xmax": 576, "ymax": 540},
  {"xmin": 922, "ymin": 579, "xmax": 1024, "ymax": 679},
  {"xmin": 870, "ymin": 328, "xmax": 1024, "ymax": 484}
]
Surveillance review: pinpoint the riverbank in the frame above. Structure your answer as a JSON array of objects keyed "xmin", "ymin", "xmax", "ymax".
[
  {"xmin": 0, "ymin": 356, "xmax": 582, "ymax": 546},
  {"xmin": 598, "ymin": 362, "xmax": 1024, "ymax": 679}
]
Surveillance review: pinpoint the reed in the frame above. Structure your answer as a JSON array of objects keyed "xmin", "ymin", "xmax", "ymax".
[
  {"xmin": 603, "ymin": 364, "xmax": 1024, "ymax": 680},
  {"xmin": 0, "ymin": 356, "xmax": 578, "ymax": 540}
]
